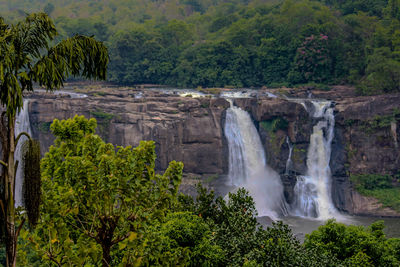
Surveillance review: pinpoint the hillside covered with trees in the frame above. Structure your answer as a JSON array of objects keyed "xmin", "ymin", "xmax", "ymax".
[
  {"xmin": 1, "ymin": 0, "xmax": 400, "ymax": 94},
  {"xmin": 1, "ymin": 7, "xmax": 400, "ymax": 266}
]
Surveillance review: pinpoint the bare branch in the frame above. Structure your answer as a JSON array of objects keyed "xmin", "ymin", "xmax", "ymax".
[
  {"xmin": 0, "ymin": 160, "xmax": 7, "ymax": 168},
  {"xmin": 111, "ymin": 233, "xmax": 130, "ymax": 246},
  {"xmin": 0, "ymin": 199, "xmax": 5, "ymax": 217},
  {"xmin": 15, "ymin": 217, "xmax": 26, "ymax": 240}
]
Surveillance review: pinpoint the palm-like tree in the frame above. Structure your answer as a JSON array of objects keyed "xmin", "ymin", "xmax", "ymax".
[{"xmin": 0, "ymin": 13, "xmax": 108, "ymax": 267}]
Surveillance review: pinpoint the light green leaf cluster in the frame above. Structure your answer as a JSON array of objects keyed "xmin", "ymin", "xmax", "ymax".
[
  {"xmin": 20, "ymin": 115, "xmax": 183, "ymax": 266},
  {"xmin": 304, "ymin": 219, "xmax": 400, "ymax": 266},
  {"xmin": 0, "ymin": 13, "xmax": 108, "ymax": 118}
]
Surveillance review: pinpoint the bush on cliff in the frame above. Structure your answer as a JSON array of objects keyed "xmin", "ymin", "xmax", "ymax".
[{"xmin": 351, "ymin": 174, "xmax": 400, "ymax": 212}]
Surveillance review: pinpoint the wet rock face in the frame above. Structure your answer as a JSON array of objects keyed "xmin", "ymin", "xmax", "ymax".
[
  {"xmin": 234, "ymin": 97, "xmax": 312, "ymax": 206},
  {"xmin": 27, "ymin": 88, "xmax": 400, "ymax": 217},
  {"xmin": 28, "ymin": 91, "xmax": 230, "ymax": 176},
  {"xmin": 234, "ymin": 97, "xmax": 312, "ymax": 176},
  {"xmin": 236, "ymin": 91, "xmax": 400, "ymax": 216},
  {"xmin": 331, "ymin": 93, "xmax": 400, "ymax": 216}
]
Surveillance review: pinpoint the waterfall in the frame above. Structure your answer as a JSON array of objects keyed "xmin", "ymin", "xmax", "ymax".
[
  {"xmin": 224, "ymin": 101, "xmax": 287, "ymax": 219},
  {"xmin": 292, "ymin": 101, "xmax": 339, "ymax": 220},
  {"xmin": 14, "ymin": 99, "xmax": 33, "ymax": 207},
  {"xmin": 285, "ymin": 136, "xmax": 293, "ymax": 175}
]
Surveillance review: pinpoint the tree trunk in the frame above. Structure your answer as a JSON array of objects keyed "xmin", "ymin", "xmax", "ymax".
[
  {"xmin": 5, "ymin": 116, "xmax": 17, "ymax": 267},
  {"xmin": 102, "ymin": 244, "xmax": 111, "ymax": 267}
]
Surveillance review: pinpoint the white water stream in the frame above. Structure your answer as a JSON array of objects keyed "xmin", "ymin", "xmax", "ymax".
[
  {"xmin": 14, "ymin": 99, "xmax": 33, "ymax": 207},
  {"xmin": 285, "ymin": 136, "xmax": 293, "ymax": 175},
  {"xmin": 11, "ymin": 90, "xmax": 340, "ymax": 221},
  {"xmin": 224, "ymin": 100, "xmax": 287, "ymax": 219},
  {"xmin": 13, "ymin": 91, "xmax": 87, "ymax": 207},
  {"xmin": 292, "ymin": 101, "xmax": 340, "ymax": 220}
]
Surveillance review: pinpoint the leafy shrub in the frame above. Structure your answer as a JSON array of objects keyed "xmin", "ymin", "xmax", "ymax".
[
  {"xmin": 146, "ymin": 212, "xmax": 224, "ymax": 266},
  {"xmin": 304, "ymin": 219, "xmax": 400, "ymax": 266},
  {"xmin": 260, "ymin": 118, "xmax": 288, "ymax": 133},
  {"xmin": 351, "ymin": 174, "xmax": 393, "ymax": 191},
  {"xmin": 350, "ymin": 173, "xmax": 400, "ymax": 211}
]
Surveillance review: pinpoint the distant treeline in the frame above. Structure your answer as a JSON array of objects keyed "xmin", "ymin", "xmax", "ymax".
[{"xmin": 2, "ymin": 0, "xmax": 400, "ymax": 94}]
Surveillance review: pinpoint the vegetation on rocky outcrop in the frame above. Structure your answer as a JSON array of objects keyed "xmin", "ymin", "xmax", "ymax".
[{"xmin": 351, "ymin": 174, "xmax": 400, "ymax": 212}]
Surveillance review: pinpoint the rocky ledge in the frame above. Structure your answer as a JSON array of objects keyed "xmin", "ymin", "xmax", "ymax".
[
  {"xmin": 27, "ymin": 86, "xmax": 400, "ymax": 217},
  {"xmin": 28, "ymin": 90, "xmax": 230, "ymax": 178}
]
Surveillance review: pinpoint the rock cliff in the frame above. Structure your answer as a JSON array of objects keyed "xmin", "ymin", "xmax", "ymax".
[
  {"xmin": 27, "ymin": 86, "xmax": 400, "ymax": 217},
  {"xmin": 28, "ymin": 90, "xmax": 230, "ymax": 182},
  {"xmin": 250, "ymin": 87, "xmax": 400, "ymax": 217}
]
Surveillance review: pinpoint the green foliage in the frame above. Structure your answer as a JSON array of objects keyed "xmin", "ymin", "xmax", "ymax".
[
  {"xmin": 362, "ymin": 188, "xmax": 400, "ymax": 212},
  {"xmin": 89, "ymin": 110, "xmax": 115, "ymax": 121},
  {"xmin": 179, "ymin": 184, "xmax": 338, "ymax": 266},
  {"xmin": 260, "ymin": 117, "xmax": 288, "ymax": 133},
  {"xmin": 0, "ymin": 12, "xmax": 108, "ymax": 267},
  {"xmin": 350, "ymin": 171, "xmax": 400, "ymax": 212},
  {"xmin": 318, "ymin": 0, "xmax": 388, "ymax": 17},
  {"xmin": 358, "ymin": 47, "xmax": 400, "ymax": 95},
  {"xmin": 17, "ymin": 173, "xmax": 400, "ymax": 266},
  {"xmin": 351, "ymin": 173, "xmax": 393, "ymax": 190},
  {"xmin": 20, "ymin": 116, "xmax": 183, "ymax": 266},
  {"xmin": 360, "ymin": 109, "xmax": 400, "ymax": 132},
  {"xmin": 146, "ymin": 211, "xmax": 224, "ymax": 266},
  {"xmin": 2, "ymin": 0, "xmax": 399, "ymax": 91},
  {"xmin": 289, "ymin": 34, "xmax": 332, "ymax": 84},
  {"xmin": 0, "ymin": 13, "xmax": 108, "ymax": 118},
  {"xmin": 304, "ymin": 219, "xmax": 400, "ymax": 266}
]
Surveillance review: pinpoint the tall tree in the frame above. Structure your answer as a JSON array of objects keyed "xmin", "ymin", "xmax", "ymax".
[
  {"xmin": 0, "ymin": 13, "xmax": 108, "ymax": 267},
  {"xmin": 20, "ymin": 116, "xmax": 183, "ymax": 266}
]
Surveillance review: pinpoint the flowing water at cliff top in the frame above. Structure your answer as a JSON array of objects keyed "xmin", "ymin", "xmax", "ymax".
[{"xmin": 35, "ymin": 89, "xmax": 88, "ymax": 98}]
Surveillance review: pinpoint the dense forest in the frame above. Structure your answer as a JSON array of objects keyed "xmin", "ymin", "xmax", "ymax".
[
  {"xmin": 8, "ymin": 117, "xmax": 400, "ymax": 266},
  {"xmin": 1, "ymin": 0, "xmax": 400, "ymax": 94},
  {"xmin": 1, "ymin": 4, "xmax": 400, "ymax": 266}
]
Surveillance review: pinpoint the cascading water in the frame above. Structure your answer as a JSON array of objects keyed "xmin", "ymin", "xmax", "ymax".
[
  {"xmin": 292, "ymin": 101, "xmax": 339, "ymax": 220},
  {"xmin": 224, "ymin": 101, "xmax": 287, "ymax": 219},
  {"xmin": 285, "ymin": 136, "xmax": 293, "ymax": 175},
  {"xmin": 14, "ymin": 99, "xmax": 33, "ymax": 207}
]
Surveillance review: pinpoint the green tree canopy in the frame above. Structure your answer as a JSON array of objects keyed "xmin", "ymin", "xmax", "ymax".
[
  {"xmin": 304, "ymin": 219, "xmax": 400, "ymax": 266},
  {"xmin": 20, "ymin": 116, "xmax": 183, "ymax": 266},
  {"xmin": 0, "ymin": 13, "xmax": 108, "ymax": 267},
  {"xmin": 0, "ymin": 13, "xmax": 108, "ymax": 118}
]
